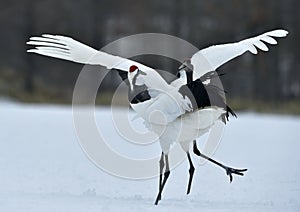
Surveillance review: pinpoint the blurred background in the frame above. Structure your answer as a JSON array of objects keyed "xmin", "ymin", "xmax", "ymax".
[{"xmin": 0, "ymin": 0, "xmax": 299, "ymax": 113}]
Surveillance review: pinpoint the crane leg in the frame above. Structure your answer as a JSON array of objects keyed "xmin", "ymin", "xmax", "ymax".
[
  {"xmin": 154, "ymin": 153, "xmax": 170, "ymax": 205},
  {"xmin": 193, "ymin": 140, "xmax": 247, "ymax": 183},
  {"xmin": 186, "ymin": 152, "xmax": 195, "ymax": 195},
  {"xmin": 155, "ymin": 152, "xmax": 164, "ymax": 204}
]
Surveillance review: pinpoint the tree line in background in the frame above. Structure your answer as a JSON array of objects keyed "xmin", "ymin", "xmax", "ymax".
[{"xmin": 0, "ymin": 0, "xmax": 299, "ymax": 110}]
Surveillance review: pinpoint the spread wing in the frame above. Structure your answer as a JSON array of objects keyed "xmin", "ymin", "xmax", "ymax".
[
  {"xmin": 191, "ymin": 29, "xmax": 288, "ymax": 79},
  {"xmin": 26, "ymin": 34, "xmax": 191, "ymax": 123},
  {"xmin": 26, "ymin": 34, "xmax": 154, "ymax": 72}
]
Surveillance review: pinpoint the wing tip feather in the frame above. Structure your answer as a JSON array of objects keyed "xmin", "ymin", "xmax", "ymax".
[
  {"xmin": 27, "ymin": 49, "xmax": 38, "ymax": 53},
  {"xmin": 267, "ymin": 29, "xmax": 289, "ymax": 37}
]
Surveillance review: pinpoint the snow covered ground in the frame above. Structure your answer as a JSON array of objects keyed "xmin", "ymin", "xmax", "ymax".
[{"xmin": 0, "ymin": 101, "xmax": 300, "ymax": 212}]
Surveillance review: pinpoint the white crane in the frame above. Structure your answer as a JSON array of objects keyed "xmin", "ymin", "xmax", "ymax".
[{"xmin": 27, "ymin": 29, "xmax": 288, "ymax": 204}]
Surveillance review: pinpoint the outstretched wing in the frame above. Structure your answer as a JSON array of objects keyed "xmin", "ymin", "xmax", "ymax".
[
  {"xmin": 191, "ymin": 29, "xmax": 288, "ymax": 79},
  {"xmin": 27, "ymin": 34, "xmax": 154, "ymax": 72},
  {"xmin": 27, "ymin": 34, "xmax": 191, "ymax": 123}
]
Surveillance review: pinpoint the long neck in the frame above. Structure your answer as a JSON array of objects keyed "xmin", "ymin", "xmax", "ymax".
[{"xmin": 186, "ymin": 69, "xmax": 193, "ymax": 85}]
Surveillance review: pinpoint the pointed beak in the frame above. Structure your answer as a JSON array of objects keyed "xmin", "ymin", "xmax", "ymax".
[{"xmin": 179, "ymin": 63, "xmax": 186, "ymax": 70}]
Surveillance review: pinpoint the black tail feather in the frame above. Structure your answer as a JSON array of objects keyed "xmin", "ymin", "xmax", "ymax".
[
  {"xmin": 222, "ymin": 105, "xmax": 237, "ymax": 124},
  {"xmin": 227, "ymin": 105, "xmax": 237, "ymax": 118}
]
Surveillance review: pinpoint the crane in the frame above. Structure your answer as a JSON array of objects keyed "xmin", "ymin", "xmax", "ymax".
[{"xmin": 27, "ymin": 29, "xmax": 288, "ymax": 204}]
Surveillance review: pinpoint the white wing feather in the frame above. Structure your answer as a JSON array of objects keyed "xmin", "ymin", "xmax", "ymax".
[
  {"xmin": 26, "ymin": 30, "xmax": 287, "ymax": 125},
  {"xmin": 27, "ymin": 34, "xmax": 154, "ymax": 72},
  {"xmin": 27, "ymin": 34, "xmax": 192, "ymax": 122},
  {"xmin": 191, "ymin": 29, "xmax": 288, "ymax": 79}
]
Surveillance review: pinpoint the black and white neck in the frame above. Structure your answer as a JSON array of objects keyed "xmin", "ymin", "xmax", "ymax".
[
  {"xmin": 127, "ymin": 65, "xmax": 150, "ymax": 104},
  {"xmin": 178, "ymin": 59, "xmax": 194, "ymax": 85}
]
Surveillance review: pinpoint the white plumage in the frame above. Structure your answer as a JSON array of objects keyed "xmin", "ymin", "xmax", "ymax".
[
  {"xmin": 27, "ymin": 29, "xmax": 288, "ymax": 204},
  {"xmin": 190, "ymin": 30, "xmax": 288, "ymax": 79}
]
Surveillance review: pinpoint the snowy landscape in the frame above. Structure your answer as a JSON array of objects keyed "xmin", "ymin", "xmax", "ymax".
[{"xmin": 1, "ymin": 100, "xmax": 300, "ymax": 212}]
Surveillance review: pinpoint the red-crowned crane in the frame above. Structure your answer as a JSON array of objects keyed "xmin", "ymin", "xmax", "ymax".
[{"xmin": 27, "ymin": 29, "xmax": 288, "ymax": 204}]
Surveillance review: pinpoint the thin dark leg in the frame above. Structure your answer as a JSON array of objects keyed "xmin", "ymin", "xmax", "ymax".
[
  {"xmin": 154, "ymin": 154, "xmax": 170, "ymax": 205},
  {"xmin": 154, "ymin": 152, "xmax": 164, "ymax": 205},
  {"xmin": 186, "ymin": 152, "xmax": 195, "ymax": 195},
  {"xmin": 160, "ymin": 155, "xmax": 170, "ymax": 192},
  {"xmin": 193, "ymin": 140, "xmax": 201, "ymax": 156},
  {"xmin": 193, "ymin": 140, "xmax": 247, "ymax": 183}
]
